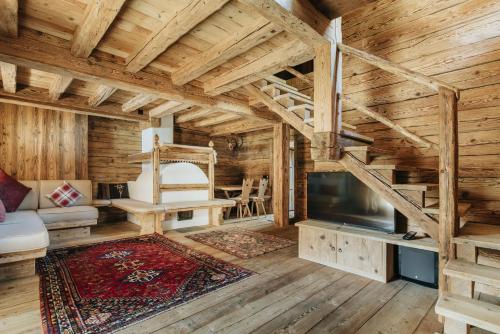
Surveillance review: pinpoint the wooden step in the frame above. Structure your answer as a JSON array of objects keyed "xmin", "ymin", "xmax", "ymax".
[
  {"xmin": 392, "ymin": 183, "xmax": 439, "ymax": 191},
  {"xmin": 288, "ymin": 104, "xmax": 313, "ymax": 112},
  {"xmin": 453, "ymin": 223, "xmax": 500, "ymax": 251},
  {"xmin": 344, "ymin": 146, "xmax": 392, "ymax": 156},
  {"xmin": 340, "ymin": 129, "xmax": 374, "ymax": 144},
  {"xmin": 422, "ymin": 202, "xmax": 471, "ymax": 216},
  {"xmin": 261, "ymin": 83, "xmax": 303, "ymax": 96},
  {"xmin": 274, "ymin": 92, "xmax": 313, "ymax": 105},
  {"xmin": 435, "ymin": 292, "xmax": 500, "ymax": 333},
  {"xmin": 266, "ymin": 75, "xmax": 287, "ymax": 85},
  {"xmin": 445, "ymin": 259, "xmax": 500, "ymax": 287},
  {"xmin": 365, "ymin": 164, "xmax": 427, "ymax": 172}
]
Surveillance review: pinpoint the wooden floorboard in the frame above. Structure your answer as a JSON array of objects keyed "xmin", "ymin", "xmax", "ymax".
[{"xmin": 0, "ymin": 219, "xmax": 445, "ymax": 334}]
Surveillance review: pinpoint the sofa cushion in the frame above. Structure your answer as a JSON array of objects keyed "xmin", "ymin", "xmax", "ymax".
[
  {"xmin": 17, "ymin": 181, "xmax": 39, "ymax": 211},
  {"xmin": 0, "ymin": 210, "xmax": 49, "ymax": 253},
  {"xmin": 46, "ymin": 181, "xmax": 83, "ymax": 208},
  {"xmin": 0, "ymin": 169, "xmax": 31, "ymax": 212},
  {"xmin": 37, "ymin": 206, "xmax": 98, "ymax": 225},
  {"xmin": 0, "ymin": 199, "xmax": 5, "ymax": 222},
  {"xmin": 39, "ymin": 180, "xmax": 92, "ymax": 209}
]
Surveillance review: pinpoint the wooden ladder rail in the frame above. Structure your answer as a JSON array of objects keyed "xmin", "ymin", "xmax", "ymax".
[{"xmin": 337, "ymin": 42, "xmax": 461, "ymax": 297}]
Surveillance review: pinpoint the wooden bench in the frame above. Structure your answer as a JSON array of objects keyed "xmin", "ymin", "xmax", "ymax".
[{"xmin": 111, "ymin": 198, "xmax": 235, "ymax": 235}]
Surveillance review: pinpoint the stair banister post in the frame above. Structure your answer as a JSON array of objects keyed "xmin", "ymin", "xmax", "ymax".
[
  {"xmin": 152, "ymin": 134, "xmax": 160, "ymax": 205},
  {"xmin": 438, "ymin": 87, "xmax": 459, "ymax": 296}
]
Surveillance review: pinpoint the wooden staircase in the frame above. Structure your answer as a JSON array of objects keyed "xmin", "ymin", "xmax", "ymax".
[
  {"xmin": 252, "ymin": 76, "xmax": 373, "ymax": 145},
  {"xmin": 435, "ymin": 222, "xmax": 500, "ymax": 333}
]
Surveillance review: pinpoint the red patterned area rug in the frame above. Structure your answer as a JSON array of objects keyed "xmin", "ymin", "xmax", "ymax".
[
  {"xmin": 186, "ymin": 228, "xmax": 297, "ymax": 259},
  {"xmin": 36, "ymin": 234, "xmax": 254, "ymax": 334}
]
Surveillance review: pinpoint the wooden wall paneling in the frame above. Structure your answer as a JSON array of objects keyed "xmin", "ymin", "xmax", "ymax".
[{"xmin": 0, "ymin": 102, "xmax": 87, "ymax": 180}]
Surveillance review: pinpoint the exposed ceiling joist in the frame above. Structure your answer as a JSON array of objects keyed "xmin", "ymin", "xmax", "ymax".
[
  {"xmin": 0, "ymin": 35, "xmax": 254, "ymax": 116},
  {"xmin": 172, "ymin": 18, "xmax": 281, "ymax": 85},
  {"xmin": 0, "ymin": 86, "xmax": 148, "ymax": 121},
  {"xmin": 88, "ymin": 85, "xmax": 117, "ymax": 107},
  {"xmin": 0, "ymin": 61, "xmax": 16, "ymax": 93},
  {"xmin": 204, "ymin": 38, "xmax": 312, "ymax": 96},
  {"xmin": 48, "ymin": 75, "xmax": 73, "ymax": 101},
  {"xmin": 122, "ymin": 93, "xmax": 157, "ymax": 113},
  {"xmin": 175, "ymin": 107, "xmax": 214, "ymax": 123},
  {"xmin": 149, "ymin": 101, "xmax": 192, "ymax": 118},
  {"xmin": 192, "ymin": 113, "xmax": 241, "ymax": 127},
  {"xmin": 126, "ymin": 0, "xmax": 231, "ymax": 72},
  {"xmin": 71, "ymin": 0, "xmax": 126, "ymax": 58},
  {"xmin": 0, "ymin": 0, "xmax": 17, "ymax": 38},
  {"xmin": 238, "ymin": 0, "xmax": 332, "ymax": 48}
]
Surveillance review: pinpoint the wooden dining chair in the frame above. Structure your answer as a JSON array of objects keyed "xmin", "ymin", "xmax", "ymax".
[
  {"xmin": 232, "ymin": 178, "xmax": 254, "ymax": 218},
  {"xmin": 250, "ymin": 178, "xmax": 270, "ymax": 217}
]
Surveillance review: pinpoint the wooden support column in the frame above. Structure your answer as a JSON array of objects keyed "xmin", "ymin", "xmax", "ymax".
[
  {"xmin": 152, "ymin": 134, "xmax": 161, "ymax": 205},
  {"xmin": 438, "ymin": 87, "xmax": 459, "ymax": 295},
  {"xmin": 311, "ymin": 18, "xmax": 342, "ymax": 161},
  {"xmin": 273, "ymin": 122, "xmax": 290, "ymax": 228}
]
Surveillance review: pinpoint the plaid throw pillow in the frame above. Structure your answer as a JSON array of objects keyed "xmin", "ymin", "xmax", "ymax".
[{"xmin": 46, "ymin": 182, "xmax": 83, "ymax": 208}]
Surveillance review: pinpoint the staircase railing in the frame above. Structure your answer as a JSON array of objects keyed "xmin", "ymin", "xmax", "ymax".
[{"xmin": 336, "ymin": 42, "xmax": 461, "ymax": 296}]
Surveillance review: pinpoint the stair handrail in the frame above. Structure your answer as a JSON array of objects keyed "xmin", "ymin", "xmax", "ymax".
[{"xmin": 337, "ymin": 43, "xmax": 460, "ymax": 98}]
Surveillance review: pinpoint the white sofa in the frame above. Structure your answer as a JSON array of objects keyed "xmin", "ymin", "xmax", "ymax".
[
  {"xmin": 37, "ymin": 180, "xmax": 98, "ymax": 240},
  {"xmin": 0, "ymin": 181, "xmax": 49, "ymax": 281},
  {"xmin": 0, "ymin": 180, "xmax": 98, "ymax": 281}
]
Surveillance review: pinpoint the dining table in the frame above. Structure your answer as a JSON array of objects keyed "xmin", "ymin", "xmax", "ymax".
[{"xmin": 215, "ymin": 185, "xmax": 258, "ymax": 199}]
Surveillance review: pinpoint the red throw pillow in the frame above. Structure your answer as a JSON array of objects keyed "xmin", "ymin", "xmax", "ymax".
[
  {"xmin": 0, "ymin": 169, "xmax": 31, "ymax": 212},
  {"xmin": 46, "ymin": 181, "xmax": 83, "ymax": 208},
  {"xmin": 0, "ymin": 199, "xmax": 5, "ymax": 222}
]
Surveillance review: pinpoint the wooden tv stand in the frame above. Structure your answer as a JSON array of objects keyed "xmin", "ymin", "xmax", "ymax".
[{"xmin": 296, "ymin": 220, "xmax": 437, "ymax": 283}]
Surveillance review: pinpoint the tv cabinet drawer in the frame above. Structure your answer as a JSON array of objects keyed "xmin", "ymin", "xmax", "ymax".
[
  {"xmin": 298, "ymin": 224, "xmax": 394, "ymax": 282},
  {"xmin": 299, "ymin": 226, "xmax": 337, "ymax": 266}
]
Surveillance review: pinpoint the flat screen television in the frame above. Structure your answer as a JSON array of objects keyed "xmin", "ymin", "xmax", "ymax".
[{"xmin": 307, "ymin": 172, "xmax": 395, "ymax": 233}]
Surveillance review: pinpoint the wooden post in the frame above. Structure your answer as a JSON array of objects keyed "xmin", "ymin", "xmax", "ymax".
[
  {"xmin": 273, "ymin": 123, "xmax": 290, "ymax": 228},
  {"xmin": 152, "ymin": 134, "xmax": 160, "ymax": 205},
  {"xmin": 311, "ymin": 18, "xmax": 342, "ymax": 161},
  {"xmin": 438, "ymin": 87, "xmax": 459, "ymax": 295},
  {"xmin": 208, "ymin": 141, "xmax": 215, "ymax": 200}
]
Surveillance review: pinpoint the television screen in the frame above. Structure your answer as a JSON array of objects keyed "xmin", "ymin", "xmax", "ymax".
[{"xmin": 307, "ymin": 172, "xmax": 395, "ymax": 233}]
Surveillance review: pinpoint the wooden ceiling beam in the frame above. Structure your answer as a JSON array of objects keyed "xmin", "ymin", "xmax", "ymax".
[
  {"xmin": 0, "ymin": 0, "xmax": 17, "ymax": 38},
  {"xmin": 238, "ymin": 0, "xmax": 332, "ymax": 48},
  {"xmin": 149, "ymin": 101, "xmax": 193, "ymax": 118},
  {"xmin": 88, "ymin": 85, "xmax": 117, "ymax": 107},
  {"xmin": 192, "ymin": 113, "xmax": 241, "ymax": 128},
  {"xmin": 172, "ymin": 18, "xmax": 281, "ymax": 85},
  {"xmin": 0, "ymin": 86, "xmax": 147, "ymax": 121},
  {"xmin": 122, "ymin": 93, "xmax": 157, "ymax": 113},
  {"xmin": 0, "ymin": 61, "xmax": 16, "ymax": 93},
  {"xmin": 204, "ymin": 38, "xmax": 312, "ymax": 96},
  {"xmin": 48, "ymin": 75, "xmax": 73, "ymax": 101},
  {"xmin": 71, "ymin": 0, "xmax": 126, "ymax": 58},
  {"xmin": 175, "ymin": 107, "xmax": 215, "ymax": 123},
  {"xmin": 126, "ymin": 0, "xmax": 230, "ymax": 73},
  {"xmin": 0, "ymin": 35, "xmax": 255, "ymax": 116}
]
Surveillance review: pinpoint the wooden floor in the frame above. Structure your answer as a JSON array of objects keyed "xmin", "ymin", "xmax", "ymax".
[{"xmin": 0, "ymin": 219, "xmax": 447, "ymax": 334}]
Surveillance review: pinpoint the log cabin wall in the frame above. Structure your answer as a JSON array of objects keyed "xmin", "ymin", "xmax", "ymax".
[
  {"xmin": 87, "ymin": 116, "xmax": 142, "ymax": 197},
  {"xmin": 292, "ymin": 0, "xmax": 500, "ymax": 226},
  {"xmin": 0, "ymin": 102, "xmax": 88, "ymax": 180}
]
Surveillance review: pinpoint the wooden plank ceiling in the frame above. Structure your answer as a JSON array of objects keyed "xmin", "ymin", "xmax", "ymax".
[{"xmin": 0, "ymin": 0, "xmax": 320, "ymax": 135}]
